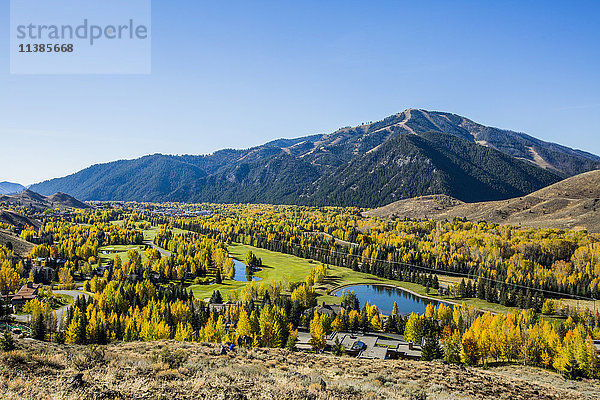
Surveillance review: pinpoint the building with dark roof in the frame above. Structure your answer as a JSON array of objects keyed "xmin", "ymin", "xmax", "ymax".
[{"xmin": 11, "ymin": 282, "xmax": 42, "ymax": 308}]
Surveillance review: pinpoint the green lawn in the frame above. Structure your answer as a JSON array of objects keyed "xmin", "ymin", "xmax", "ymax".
[
  {"xmin": 98, "ymin": 244, "xmax": 148, "ymax": 265},
  {"xmin": 142, "ymin": 226, "xmax": 190, "ymax": 242},
  {"xmin": 186, "ymin": 243, "xmax": 523, "ymax": 315},
  {"xmin": 188, "ymin": 243, "xmax": 320, "ymax": 300},
  {"xmin": 53, "ymin": 293, "xmax": 74, "ymax": 309},
  {"xmin": 129, "ymin": 223, "xmax": 578, "ymax": 317}
]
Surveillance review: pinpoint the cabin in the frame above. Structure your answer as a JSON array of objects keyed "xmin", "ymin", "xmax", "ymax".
[{"xmin": 208, "ymin": 301, "xmax": 237, "ymax": 313}]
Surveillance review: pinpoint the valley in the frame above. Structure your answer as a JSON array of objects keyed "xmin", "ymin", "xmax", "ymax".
[{"xmin": 1, "ymin": 191, "xmax": 599, "ymax": 394}]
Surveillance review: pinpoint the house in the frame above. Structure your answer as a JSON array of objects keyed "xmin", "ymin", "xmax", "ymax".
[
  {"xmin": 305, "ymin": 303, "xmax": 342, "ymax": 319},
  {"xmin": 358, "ymin": 345, "xmax": 389, "ymax": 360},
  {"xmin": 392, "ymin": 341, "xmax": 422, "ymax": 360},
  {"xmin": 95, "ymin": 265, "xmax": 108, "ymax": 276},
  {"xmin": 208, "ymin": 301, "xmax": 237, "ymax": 313},
  {"xmin": 30, "ymin": 265, "xmax": 54, "ymax": 283},
  {"xmin": 11, "ymin": 282, "xmax": 42, "ymax": 308},
  {"xmin": 327, "ymin": 331, "xmax": 422, "ymax": 360},
  {"xmin": 295, "ymin": 330, "xmax": 313, "ymax": 351},
  {"xmin": 328, "ymin": 332, "xmax": 384, "ymax": 358},
  {"xmin": 148, "ymin": 271, "xmax": 162, "ymax": 283}
]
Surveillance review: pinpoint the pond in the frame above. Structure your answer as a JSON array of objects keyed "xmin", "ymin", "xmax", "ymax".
[
  {"xmin": 231, "ymin": 258, "xmax": 262, "ymax": 282},
  {"xmin": 333, "ymin": 284, "xmax": 441, "ymax": 315}
]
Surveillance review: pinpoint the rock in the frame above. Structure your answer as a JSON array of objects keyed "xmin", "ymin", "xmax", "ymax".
[
  {"xmin": 66, "ymin": 373, "xmax": 84, "ymax": 388},
  {"xmin": 319, "ymin": 378, "xmax": 327, "ymax": 391}
]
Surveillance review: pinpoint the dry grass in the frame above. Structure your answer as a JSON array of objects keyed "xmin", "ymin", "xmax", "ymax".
[
  {"xmin": 364, "ymin": 170, "xmax": 600, "ymax": 232},
  {"xmin": 0, "ymin": 229, "xmax": 35, "ymax": 256},
  {"xmin": 1, "ymin": 339, "xmax": 599, "ymax": 400}
]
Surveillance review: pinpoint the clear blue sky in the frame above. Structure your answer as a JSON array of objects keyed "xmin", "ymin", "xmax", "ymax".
[{"xmin": 1, "ymin": 0, "xmax": 599, "ymax": 185}]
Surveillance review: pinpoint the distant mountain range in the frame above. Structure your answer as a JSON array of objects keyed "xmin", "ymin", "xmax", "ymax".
[
  {"xmin": 0, "ymin": 182, "xmax": 25, "ymax": 195},
  {"xmin": 0, "ymin": 189, "xmax": 90, "ymax": 210},
  {"xmin": 365, "ymin": 169, "xmax": 600, "ymax": 232},
  {"xmin": 29, "ymin": 109, "xmax": 600, "ymax": 207}
]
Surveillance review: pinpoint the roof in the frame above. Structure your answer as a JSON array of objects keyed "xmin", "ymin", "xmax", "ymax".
[
  {"xmin": 358, "ymin": 346, "xmax": 389, "ymax": 360},
  {"xmin": 395, "ymin": 343, "xmax": 422, "ymax": 358},
  {"xmin": 12, "ymin": 283, "xmax": 41, "ymax": 302},
  {"xmin": 308, "ymin": 304, "xmax": 342, "ymax": 318},
  {"xmin": 15, "ymin": 283, "xmax": 41, "ymax": 297}
]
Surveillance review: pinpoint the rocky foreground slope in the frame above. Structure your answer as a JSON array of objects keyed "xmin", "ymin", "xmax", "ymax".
[{"xmin": 1, "ymin": 340, "xmax": 599, "ymax": 400}]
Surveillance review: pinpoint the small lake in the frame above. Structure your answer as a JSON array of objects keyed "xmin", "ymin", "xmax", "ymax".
[
  {"xmin": 333, "ymin": 284, "xmax": 439, "ymax": 315},
  {"xmin": 231, "ymin": 258, "xmax": 262, "ymax": 282}
]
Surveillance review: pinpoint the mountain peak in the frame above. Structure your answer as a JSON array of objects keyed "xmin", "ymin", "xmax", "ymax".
[{"xmin": 28, "ymin": 109, "xmax": 600, "ymax": 207}]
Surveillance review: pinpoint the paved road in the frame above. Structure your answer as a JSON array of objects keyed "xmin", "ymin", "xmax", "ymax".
[
  {"xmin": 53, "ymin": 289, "xmax": 91, "ymax": 324},
  {"xmin": 10, "ymin": 289, "xmax": 91, "ymax": 324},
  {"xmin": 143, "ymin": 240, "xmax": 172, "ymax": 257}
]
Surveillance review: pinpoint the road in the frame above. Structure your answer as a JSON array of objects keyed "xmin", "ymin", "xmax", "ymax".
[
  {"xmin": 143, "ymin": 240, "xmax": 172, "ymax": 257},
  {"xmin": 53, "ymin": 289, "xmax": 91, "ymax": 324},
  {"xmin": 11, "ymin": 289, "xmax": 91, "ymax": 324}
]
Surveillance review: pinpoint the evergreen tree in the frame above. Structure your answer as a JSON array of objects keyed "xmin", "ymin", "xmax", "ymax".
[
  {"xmin": 210, "ymin": 290, "xmax": 223, "ymax": 304},
  {"xmin": 32, "ymin": 312, "xmax": 46, "ymax": 341},
  {"xmin": 289, "ymin": 300, "xmax": 301, "ymax": 327},
  {"xmin": 421, "ymin": 331, "xmax": 441, "ymax": 361}
]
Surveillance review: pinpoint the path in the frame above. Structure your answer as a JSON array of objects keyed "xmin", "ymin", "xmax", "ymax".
[
  {"xmin": 10, "ymin": 289, "xmax": 91, "ymax": 324},
  {"xmin": 143, "ymin": 240, "xmax": 172, "ymax": 258},
  {"xmin": 53, "ymin": 289, "xmax": 91, "ymax": 323}
]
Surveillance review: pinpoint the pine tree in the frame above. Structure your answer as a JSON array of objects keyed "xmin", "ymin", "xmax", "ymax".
[
  {"xmin": 421, "ymin": 331, "xmax": 441, "ymax": 361},
  {"xmin": 210, "ymin": 290, "xmax": 223, "ymax": 304},
  {"xmin": 32, "ymin": 312, "xmax": 46, "ymax": 341}
]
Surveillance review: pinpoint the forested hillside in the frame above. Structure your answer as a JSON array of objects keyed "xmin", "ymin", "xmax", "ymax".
[{"xmin": 30, "ymin": 109, "xmax": 600, "ymax": 206}]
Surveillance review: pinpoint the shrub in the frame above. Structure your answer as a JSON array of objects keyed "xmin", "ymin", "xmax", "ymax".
[
  {"xmin": 331, "ymin": 337, "xmax": 345, "ymax": 356},
  {"xmin": 72, "ymin": 345, "xmax": 105, "ymax": 370},
  {"xmin": 0, "ymin": 330, "xmax": 16, "ymax": 352},
  {"xmin": 156, "ymin": 346, "xmax": 188, "ymax": 369}
]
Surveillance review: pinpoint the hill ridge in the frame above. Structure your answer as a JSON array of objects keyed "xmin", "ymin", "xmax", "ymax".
[
  {"xmin": 0, "ymin": 189, "xmax": 90, "ymax": 210},
  {"xmin": 365, "ymin": 170, "xmax": 600, "ymax": 232},
  {"xmin": 29, "ymin": 109, "xmax": 600, "ymax": 206}
]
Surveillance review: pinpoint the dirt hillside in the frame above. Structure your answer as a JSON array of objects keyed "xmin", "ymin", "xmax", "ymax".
[
  {"xmin": 1, "ymin": 340, "xmax": 599, "ymax": 400},
  {"xmin": 365, "ymin": 170, "xmax": 600, "ymax": 232}
]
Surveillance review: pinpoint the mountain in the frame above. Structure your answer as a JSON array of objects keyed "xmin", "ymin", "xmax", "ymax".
[
  {"xmin": 0, "ymin": 189, "xmax": 90, "ymax": 210},
  {"xmin": 306, "ymin": 131, "xmax": 561, "ymax": 206},
  {"xmin": 0, "ymin": 182, "xmax": 25, "ymax": 195},
  {"xmin": 29, "ymin": 109, "xmax": 600, "ymax": 207},
  {"xmin": 364, "ymin": 170, "xmax": 600, "ymax": 232}
]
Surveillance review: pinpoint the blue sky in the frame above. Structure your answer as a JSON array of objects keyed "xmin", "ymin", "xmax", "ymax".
[{"xmin": 1, "ymin": 1, "xmax": 599, "ymax": 185}]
